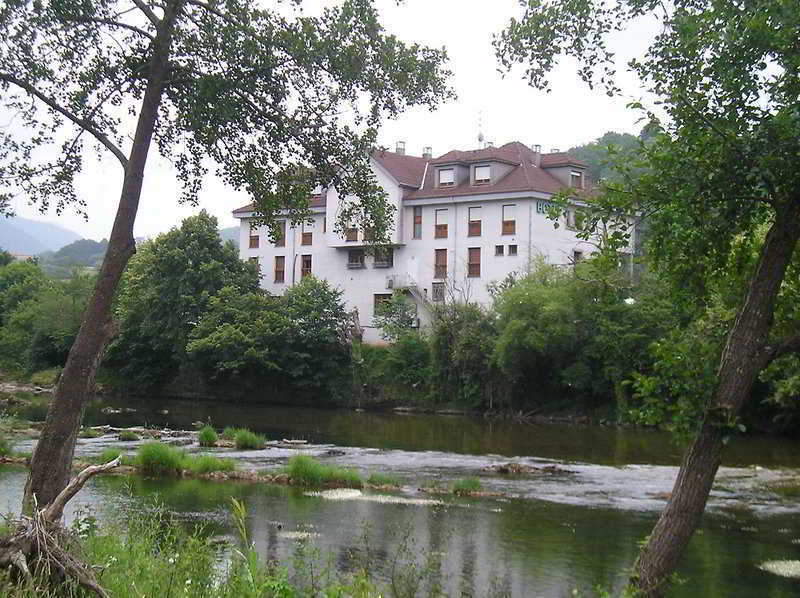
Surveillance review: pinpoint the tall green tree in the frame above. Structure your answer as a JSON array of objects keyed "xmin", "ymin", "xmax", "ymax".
[
  {"xmin": 1, "ymin": 0, "xmax": 452, "ymax": 509},
  {"xmin": 104, "ymin": 211, "xmax": 258, "ymax": 389},
  {"xmin": 496, "ymin": 0, "xmax": 800, "ymax": 594}
]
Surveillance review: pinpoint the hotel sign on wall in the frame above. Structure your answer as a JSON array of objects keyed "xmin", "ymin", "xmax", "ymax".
[{"xmin": 536, "ymin": 200, "xmax": 558, "ymax": 214}]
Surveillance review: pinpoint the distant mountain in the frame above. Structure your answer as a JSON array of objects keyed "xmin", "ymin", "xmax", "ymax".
[
  {"xmin": 38, "ymin": 238, "xmax": 109, "ymax": 278},
  {"xmin": 219, "ymin": 226, "xmax": 239, "ymax": 247},
  {"xmin": 0, "ymin": 216, "xmax": 82, "ymax": 254}
]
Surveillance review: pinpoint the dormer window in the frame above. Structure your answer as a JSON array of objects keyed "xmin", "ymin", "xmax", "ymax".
[
  {"xmin": 438, "ymin": 168, "xmax": 455, "ymax": 187},
  {"xmin": 570, "ymin": 170, "xmax": 584, "ymax": 189},
  {"xmin": 474, "ymin": 165, "xmax": 490, "ymax": 185}
]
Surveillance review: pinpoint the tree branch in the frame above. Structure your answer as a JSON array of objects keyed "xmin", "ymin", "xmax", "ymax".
[
  {"xmin": 131, "ymin": 0, "xmax": 161, "ymax": 27},
  {"xmin": 763, "ymin": 334, "xmax": 800, "ymax": 364},
  {"xmin": 186, "ymin": 0, "xmax": 240, "ymax": 26},
  {"xmin": 67, "ymin": 17, "xmax": 155, "ymax": 40},
  {"xmin": 0, "ymin": 74, "xmax": 129, "ymax": 169},
  {"xmin": 42, "ymin": 457, "xmax": 121, "ymax": 523}
]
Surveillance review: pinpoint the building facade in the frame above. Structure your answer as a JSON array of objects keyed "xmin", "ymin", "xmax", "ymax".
[{"xmin": 234, "ymin": 141, "xmax": 612, "ymax": 343}]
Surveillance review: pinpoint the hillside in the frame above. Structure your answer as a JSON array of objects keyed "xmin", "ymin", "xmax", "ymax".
[
  {"xmin": 219, "ymin": 226, "xmax": 239, "ymax": 247},
  {"xmin": 0, "ymin": 216, "xmax": 82, "ymax": 255},
  {"xmin": 39, "ymin": 238, "xmax": 109, "ymax": 278}
]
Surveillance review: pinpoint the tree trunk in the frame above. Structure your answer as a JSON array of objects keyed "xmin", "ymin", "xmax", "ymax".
[
  {"xmin": 23, "ymin": 1, "xmax": 185, "ymax": 511},
  {"xmin": 632, "ymin": 210, "xmax": 800, "ymax": 597}
]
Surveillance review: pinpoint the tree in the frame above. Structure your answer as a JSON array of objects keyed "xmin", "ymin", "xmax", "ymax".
[
  {"xmin": 1, "ymin": 0, "xmax": 451, "ymax": 510},
  {"xmin": 0, "ymin": 248, "xmax": 13, "ymax": 267},
  {"xmin": 104, "ymin": 211, "xmax": 259, "ymax": 390},
  {"xmin": 496, "ymin": 0, "xmax": 800, "ymax": 594}
]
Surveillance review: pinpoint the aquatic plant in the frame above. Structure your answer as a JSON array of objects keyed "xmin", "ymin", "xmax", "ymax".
[
  {"xmin": 233, "ymin": 429, "xmax": 266, "ymax": 450},
  {"xmin": 182, "ymin": 454, "xmax": 236, "ymax": 475},
  {"xmin": 118, "ymin": 430, "xmax": 139, "ymax": 442},
  {"xmin": 197, "ymin": 425, "xmax": 218, "ymax": 447},
  {"xmin": 451, "ymin": 477, "xmax": 481, "ymax": 494},
  {"xmin": 0, "ymin": 432, "xmax": 10, "ymax": 458},
  {"xmin": 135, "ymin": 442, "xmax": 184, "ymax": 476},
  {"xmin": 79, "ymin": 427, "xmax": 103, "ymax": 439},
  {"xmin": 366, "ymin": 472, "xmax": 401, "ymax": 486},
  {"xmin": 221, "ymin": 426, "xmax": 238, "ymax": 441},
  {"xmin": 286, "ymin": 454, "xmax": 362, "ymax": 488}
]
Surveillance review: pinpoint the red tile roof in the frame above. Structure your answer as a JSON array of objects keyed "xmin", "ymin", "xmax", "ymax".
[
  {"xmin": 371, "ymin": 149, "xmax": 429, "ymax": 187},
  {"xmin": 232, "ymin": 193, "xmax": 326, "ymax": 215},
  {"xmin": 540, "ymin": 152, "xmax": 587, "ymax": 168},
  {"xmin": 407, "ymin": 142, "xmax": 576, "ymax": 200}
]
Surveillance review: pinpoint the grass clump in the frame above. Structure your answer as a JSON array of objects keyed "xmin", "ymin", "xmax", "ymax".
[
  {"xmin": 135, "ymin": 442, "xmax": 184, "ymax": 476},
  {"xmin": 79, "ymin": 427, "xmax": 103, "ymax": 439},
  {"xmin": 0, "ymin": 433, "xmax": 11, "ymax": 457},
  {"xmin": 234, "ymin": 428, "xmax": 266, "ymax": 450},
  {"xmin": 221, "ymin": 426, "xmax": 238, "ymax": 441},
  {"xmin": 27, "ymin": 367, "xmax": 61, "ymax": 387},
  {"xmin": 118, "ymin": 430, "xmax": 139, "ymax": 442},
  {"xmin": 286, "ymin": 454, "xmax": 362, "ymax": 488},
  {"xmin": 452, "ymin": 477, "xmax": 481, "ymax": 495},
  {"xmin": 134, "ymin": 442, "xmax": 236, "ymax": 476},
  {"xmin": 366, "ymin": 472, "xmax": 401, "ymax": 486},
  {"xmin": 197, "ymin": 425, "xmax": 218, "ymax": 447},
  {"xmin": 183, "ymin": 454, "xmax": 236, "ymax": 475}
]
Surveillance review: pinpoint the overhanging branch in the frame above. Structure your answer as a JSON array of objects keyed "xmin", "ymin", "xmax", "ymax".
[
  {"xmin": 0, "ymin": 74, "xmax": 129, "ymax": 170},
  {"xmin": 131, "ymin": 0, "xmax": 161, "ymax": 27},
  {"xmin": 763, "ymin": 334, "xmax": 800, "ymax": 364}
]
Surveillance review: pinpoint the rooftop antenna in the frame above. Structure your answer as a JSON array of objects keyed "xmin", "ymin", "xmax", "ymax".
[{"xmin": 477, "ymin": 110, "xmax": 485, "ymax": 148}]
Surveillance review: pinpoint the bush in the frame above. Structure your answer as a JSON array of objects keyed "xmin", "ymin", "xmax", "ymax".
[
  {"xmin": 221, "ymin": 426, "xmax": 238, "ymax": 441},
  {"xmin": 135, "ymin": 442, "xmax": 184, "ymax": 476},
  {"xmin": 118, "ymin": 430, "xmax": 139, "ymax": 442},
  {"xmin": 197, "ymin": 425, "xmax": 218, "ymax": 447},
  {"xmin": 286, "ymin": 454, "xmax": 362, "ymax": 487},
  {"xmin": 79, "ymin": 427, "xmax": 103, "ymax": 439},
  {"xmin": 28, "ymin": 367, "xmax": 61, "ymax": 387},
  {"xmin": 234, "ymin": 428, "xmax": 266, "ymax": 450},
  {"xmin": 366, "ymin": 472, "xmax": 400, "ymax": 486},
  {"xmin": 451, "ymin": 477, "xmax": 481, "ymax": 494}
]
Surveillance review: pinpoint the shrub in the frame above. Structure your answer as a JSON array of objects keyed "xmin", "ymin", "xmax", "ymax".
[
  {"xmin": 234, "ymin": 428, "xmax": 266, "ymax": 450},
  {"xmin": 286, "ymin": 454, "xmax": 362, "ymax": 487},
  {"xmin": 135, "ymin": 442, "xmax": 184, "ymax": 476},
  {"xmin": 0, "ymin": 433, "xmax": 11, "ymax": 457},
  {"xmin": 79, "ymin": 427, "xmax": 103, "ymax": 439},
  {"xmin": 451, "ymin": 477, "xmax": 481, "ymax": 494},
  {"xmin": 118, "ymin": 430, "xmax": 139, "ymax": 442},
  {"xmin": 27, "ymin": 367, "xmax": 61, "ymax": 387},
  {"xmin": 366, "ymin": 472, "xmax": 401, "ymax": 486},
  {"xmin": 221, "ymin": 426, "xmax": 238, "ymax": 441},
  {"xmin": 92, "ymin": 447, "xmax": 132, "ymax": 466},
  {"xmin": 182, "ymin": 454, "xmax": 236, "ymax": 475},
  {"xmin": 197, "ymin": 425, "xmax": 218, "ymax": 447}
]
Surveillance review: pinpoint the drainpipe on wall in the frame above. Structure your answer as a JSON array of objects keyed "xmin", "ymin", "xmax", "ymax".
[
  {"xmin": 291, "ymin": 225, "xmax": 297, "ymax": 286},
  {"xmin": 527, "ymin": 199, "xmax": 533, "ymax": 274}
]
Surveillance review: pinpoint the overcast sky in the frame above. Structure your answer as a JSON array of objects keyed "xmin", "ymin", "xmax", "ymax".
[{"xmin": 9, "ymin": 0, "xmax": 658, "ymax": 241}]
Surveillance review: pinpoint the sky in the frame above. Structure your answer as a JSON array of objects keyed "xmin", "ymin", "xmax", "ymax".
[{"xmin": 8, "ymin": 0, "xmax": 659, "ymax": 242}]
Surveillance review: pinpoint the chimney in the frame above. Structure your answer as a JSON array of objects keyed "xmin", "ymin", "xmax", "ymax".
[
  {"xmin": 486, "ymin": 140, "xmax": 494, "ymax": 148},
  {"xmin": 551, "ymin": 147, "xmax": 560, "ymax": 153},
  {"xmin": 395, "ymin": 140, "xmax": 406, "ymax": 155},
  {"xmin": 532, "ymin": 143, "xmax": 542, "ymax": 167},
  {"xmin": 422, "ymin": 146, "xmax": 432, "ymax": 159}
]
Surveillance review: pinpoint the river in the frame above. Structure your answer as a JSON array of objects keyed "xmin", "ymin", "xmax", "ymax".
[{"xmin": 2, "ymin": 396, "xmax": 799, "ymax": 596}]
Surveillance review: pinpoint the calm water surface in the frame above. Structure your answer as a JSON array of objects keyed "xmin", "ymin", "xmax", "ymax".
[{"xmin": 3, "ymin": 396, "xmax": 799, "ymax": 597}]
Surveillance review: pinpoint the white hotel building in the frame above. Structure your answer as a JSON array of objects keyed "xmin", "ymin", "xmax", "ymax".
[{"xmin": 234, "ymin": 141, "xmax": 606, "ymax": 343}]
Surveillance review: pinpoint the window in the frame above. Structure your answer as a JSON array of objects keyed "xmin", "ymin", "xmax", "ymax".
[
  {"xmin": 301, "ymin": 220, "xmax": 313, "ymax": 245},
  {"xmin": 274, "ymin": 256, "xmax": 285, "ymax": 283},
  {"xmin": 508, "ymin": 244, "xmax": 518, "ymax": 256},
  {"xmin": 301, "ymin": 254, "xmax": 312, "ymax": 278},
  {"xmin": 474, "ymin": 165, "xmax": 490, "ymax": 184},
  {"xmin": 323, "ymin": 217, "xmax": 327, "ymax": 233},
  {"xmin": 413, "ymin": 206, "xmax": 422, "ymax": 239},
  {"xmin": 432, "ymin": 282, "xmax": 445, "ymax": 302},
  {"xmin": 434, "ymin": 249, "xmax": 447, "ymax": 279},
  {"xmin": 502, "ymin": 204, "xmax": 516, "ymax": 235},
  {"xmin": 345, "ymin": 227, "xmax": 358, "ymax": 242},
  {"xmin": 374, "ymin": 247, "xmax": 394, "ymax": 268},
  {"xmin": 248, "ymin": 256, "xmax": 258, "ymax": 264},
  {"xmin": 275, "ymin": 221, "xmax": 286, "ymax": 247},
  {"xmin": 347, "ymin": 249, "xmax": 365, "ymax": 269},
  {"xmin": 573, "ymin": 249, "xmax": 584, "ymax": 264},
  {"xmin": 467, "ymin": 247, "xmax": 481, "ymax": 277},
  {"xmin": 249, "ymin": 234, "xmax": 259, "ymax": 249},
  {"xmin": 301, "ymin": 232, "xmax": 312, "ymax": 245},
  {"xmin": 438, "ymin": 168, "xmax": 455, "ymax": 187},
  {"xmin": 495, "ymin": 245, "xmax": 504, "ymax": 256},
  {"xmin": 468, "ymin": 206, "xmax": 481, "ymax": 236},
  {"xmin": 373, "ymin": 293, "xmax": 392, "ymax": 315},
  {"xmin": 566, "ymin": 207, "xmax": 586, "ymax": 230},
  {"xmin": 435, "ymin": 208, "xmax": 448, "ymax": 238},
  {"xmin": 570, "ymin": 171, "xmax": 584, "ymax": 189}
]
